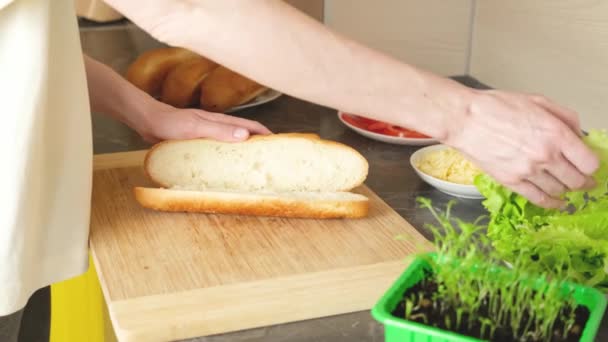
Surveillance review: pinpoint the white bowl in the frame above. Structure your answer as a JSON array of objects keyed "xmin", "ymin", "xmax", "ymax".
[
  {"xmin": 337, "ymin": 112, "xmax": 437, "ymax": 146},
  {"xmin": 226, "ymin": 89, "xmax": 282, "ymax": 113},
  {"xmin": 410, "ymin": 144, "xmax": 484, "ymax": 199}
]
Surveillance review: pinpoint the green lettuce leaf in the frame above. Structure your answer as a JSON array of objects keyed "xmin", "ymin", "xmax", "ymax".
[
  {"xmin": 565, "ymin": 129, "xmax": 608, "ymax": 208},
  {"xmin": 474, "ymin": 129, "xmax": 608, "ymax": 290}
]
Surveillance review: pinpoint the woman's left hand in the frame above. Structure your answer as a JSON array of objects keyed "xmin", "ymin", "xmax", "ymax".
[
  {"xmin": 84, "ymin": 55, "xmax": 271, "ymax": 144},
  {"xmin": 132, "ymin": 100, "xmax": 272, "ymax": 144}
]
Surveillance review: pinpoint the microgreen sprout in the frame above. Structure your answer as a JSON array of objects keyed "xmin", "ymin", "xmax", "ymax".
[
  {"xmin": 404, "ymin": 302, "xmax": 413, "ymax": 318},
  {"xmin": 397, "ymin": 198, "xmax": 582, "ymax": 341}
]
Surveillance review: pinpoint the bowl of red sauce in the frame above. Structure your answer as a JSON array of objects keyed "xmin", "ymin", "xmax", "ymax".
[{"xmin": 338, "ymin": 112, "xmax": 437, "ymax": 146}]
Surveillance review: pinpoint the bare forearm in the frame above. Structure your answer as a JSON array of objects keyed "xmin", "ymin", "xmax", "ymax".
[
  {"xmin": 83, "ymin": 54, "xmax": 271, "ymax": 143},
  {"xmin": 83, "ymin": 54, "xmax": 151, "ymax": 129},
  {"xmin": 95, "ymin": 0, "xmax": 602, "ymax": 209},
  {"xmin": 104, "ymin": 0, "xmax": 473, "ymax": 139}
]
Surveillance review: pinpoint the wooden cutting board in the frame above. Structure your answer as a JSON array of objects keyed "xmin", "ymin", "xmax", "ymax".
[{"xmin": 90, "ymin": 150, "xmax": 432, "ymax": 342}]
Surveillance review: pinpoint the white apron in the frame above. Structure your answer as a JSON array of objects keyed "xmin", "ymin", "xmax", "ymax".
[{"xmin": 0, "ymin": 0, "xmax": 92, "ymax": 315}]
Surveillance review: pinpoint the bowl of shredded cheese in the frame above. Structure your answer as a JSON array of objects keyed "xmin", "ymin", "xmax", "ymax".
[{"xmin": 410, "ymin": 144, "xmax": 484, "ymax": 199}]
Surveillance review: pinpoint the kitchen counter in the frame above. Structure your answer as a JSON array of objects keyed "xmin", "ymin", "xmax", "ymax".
[{"xmin": 80, "ymin": 23, "xmax": 608, "ymax": 342}]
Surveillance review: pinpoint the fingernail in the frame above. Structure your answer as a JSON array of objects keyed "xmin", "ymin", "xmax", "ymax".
[{"xmin": 233, "ymin": 128, "xmax": 249, "ymax": 139}]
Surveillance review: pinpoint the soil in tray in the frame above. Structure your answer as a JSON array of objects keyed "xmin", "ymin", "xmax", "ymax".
[{"xmin": 391, "ymin": 276, "xmax": 590, "ymax": 342}]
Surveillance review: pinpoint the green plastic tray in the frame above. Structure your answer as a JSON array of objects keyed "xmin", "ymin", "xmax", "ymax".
[{"xmin": 371, "ymin": 253, "xmax": 607, "ymax": 342}]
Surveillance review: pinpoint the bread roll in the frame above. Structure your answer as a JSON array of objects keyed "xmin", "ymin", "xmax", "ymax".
[
  {"xmin": 126, "ymin": 47, "xmax": 199, "ymax": 97},
  {"xmin": 199, "ymin": 66, "xmax": 268, "ymax": 112},
  {"xmin": 133, "ymin": 188, "xmax": 369, "ymax": 219},
  {"xmin": 144, "ymin": 133, "xmax": 368, "ymax": 193},
  {"xmin": 134, "ymin": 133, "xmax": 370, "ymax": 219},
  {"xmin": 160, "ymin": 57, "xmax": 219, "ymax": 108}
]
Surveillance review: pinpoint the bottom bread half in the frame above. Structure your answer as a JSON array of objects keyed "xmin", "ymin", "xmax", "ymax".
[{"xmin": 133, "ymin": 187, "xmax": 369, "ymax": 219}]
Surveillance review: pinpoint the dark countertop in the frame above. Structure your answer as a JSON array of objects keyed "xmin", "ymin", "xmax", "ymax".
[{"xmin": 80, "ymin": 23, "xmax": 607, "ymax": 342}]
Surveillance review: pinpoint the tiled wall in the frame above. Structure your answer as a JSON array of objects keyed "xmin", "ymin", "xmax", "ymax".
[
  {"xmin": 324, "ymin": 0, "xmax": 474, "ymax": 76},
  {"xmin": 286, "ymin": 0, "xmax": 324, "ymax": 21},
  {"xmin": 322, "ymin": 0, "xmax": 607, "ymax": 129},
  {"xmin": 470, "ymin": 0, "xmax": 608, "ymax": 130}
]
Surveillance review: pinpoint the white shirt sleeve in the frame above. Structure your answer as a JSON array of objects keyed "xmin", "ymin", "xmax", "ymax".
[{"xmin": 0, "ymin": 0, "xmax": 92, "ymax": 316}]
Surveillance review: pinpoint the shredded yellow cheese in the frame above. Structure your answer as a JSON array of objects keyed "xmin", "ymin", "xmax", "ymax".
[{"xmin": 416, "ymin": 148, "xmax": 481, "ymax": 185}]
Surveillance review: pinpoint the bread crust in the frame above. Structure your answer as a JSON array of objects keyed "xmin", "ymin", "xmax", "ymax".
[
  {"xmin": 143, "ymin": 133, "xmax": 369, "ymax": 191},
  {"xmin": 126, "ymin": 47, "xmax": 200, "ymax": 97},
  {"xmin": 199, "ymin": 66, "xmax": 268, "ymax": 112},
  {"xmin": 134, "ymin": 187, "xmax": 369, "ymax": 219},
  {"xmin": 160, "ymin": 57, "xmax": 219, "ymax": 108}
]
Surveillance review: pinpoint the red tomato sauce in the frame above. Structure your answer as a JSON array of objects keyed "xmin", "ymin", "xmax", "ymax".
[{"xmin": 341, "ymin": 113, "xmax": 430, "ymax": 139}]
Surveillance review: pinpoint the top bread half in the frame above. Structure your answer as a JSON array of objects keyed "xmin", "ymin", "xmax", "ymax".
[{"xmin": 144, "ymin": 133, "xmax": 369, "ymax": 193}]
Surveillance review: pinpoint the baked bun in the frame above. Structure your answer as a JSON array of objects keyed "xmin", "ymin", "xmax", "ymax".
[
  {"xmin": 133, "ymin": 188, "xmax": 369, "ymax": 219},
  {"xmin": 126, "ymin": 47, "xmax": 199, "ymax": 97},
  {"xmin": 160, "ymin": 57, "xmax": 219, "ymax": 108},
  {"xmin": 126, "ymin": 47, "xmax": 271, "ymax": 112},
  {"xmin": 199, "ymin": 66, "xmax": 268, "ymax": 112},
  {"xmin": 134, "ymin": 133, "xmax": 370, "ymax": 219}
]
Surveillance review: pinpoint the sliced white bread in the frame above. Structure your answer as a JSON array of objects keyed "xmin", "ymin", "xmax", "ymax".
[
  {"xmin": 134, "ymin": 133, "xmax": 370, "ymax": 219},
  {"xmin": 133, "ymin": 188, "xmax": 369, "ymax": 219}
]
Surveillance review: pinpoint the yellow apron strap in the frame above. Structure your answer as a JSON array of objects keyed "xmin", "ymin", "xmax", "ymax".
[{"xmin": 49, "ymin": 253, "xmax": 117, "ymax": 342}]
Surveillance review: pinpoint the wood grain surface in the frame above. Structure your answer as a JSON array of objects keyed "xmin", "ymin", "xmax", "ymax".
[{"xmin": 90, "ymin": 150, "xmax": 432, "ymax": 341}]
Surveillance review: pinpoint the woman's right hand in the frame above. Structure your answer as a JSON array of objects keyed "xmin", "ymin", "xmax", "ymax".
[
  {"xmin": 445, "ymin": 89, "xmax": 599, "ymax": 209},
  {"xmin": 101, "ymin": 0, "xmax": 599, "ymax": 210}
]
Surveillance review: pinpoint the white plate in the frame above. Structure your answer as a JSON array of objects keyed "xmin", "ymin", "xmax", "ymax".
[
  {"xmin": 226, "ymin": 89, "xmax": 283, "ymax": 112},
  {"xmin": 410, "ymin": 144, "xmax": 484, "ymax": 199},
  {"xmin": 337, "ymin": 111, "xmax": 437, "ymax": 146}
]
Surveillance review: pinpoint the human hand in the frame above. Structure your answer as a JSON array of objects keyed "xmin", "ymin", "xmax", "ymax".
[
  {"xmin": 132, "ymin": 100, "xmax": 272, "ymax": 144},
  {"xmin": 446, "ymin": 90, "xmax": 599, "ymax": 208}
]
